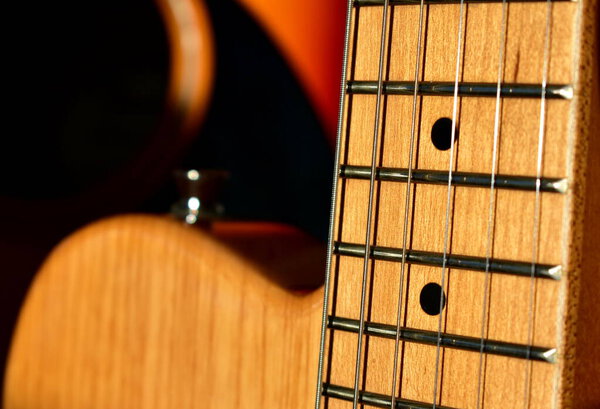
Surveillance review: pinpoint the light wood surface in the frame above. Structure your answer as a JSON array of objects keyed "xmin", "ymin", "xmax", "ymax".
[
  {"xmin": 4, "ymin": 216, "xmax": 326, "ymax": 409},
  {"xmin": 4, "ymin": 1, "xmax": 599, "ymax": 409},
  {"xmin": 321, "ymin": 1, "xmax": 599, "ymax": 408}
]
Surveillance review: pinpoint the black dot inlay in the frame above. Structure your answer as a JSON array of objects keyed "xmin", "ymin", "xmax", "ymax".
[
  {"xmin": 431, "ymin": 117, "xmax": 458, "ymax": 151},
  {"xmin": 419, "ymin": 282, "xmax": 446, "ymax": 316}
]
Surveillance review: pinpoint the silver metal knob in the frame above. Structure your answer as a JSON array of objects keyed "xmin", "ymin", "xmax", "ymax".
[{"xmin": 171, "ymin": 169, "xmax": 228, "ymax": 225}]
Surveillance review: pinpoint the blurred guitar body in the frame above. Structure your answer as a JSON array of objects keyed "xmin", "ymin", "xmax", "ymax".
[
  {"xmin": 0, "ymin": 0, "xmax": 215, "ymax": 399},
  {"xmin": 4, "ymin": 1, "xmax": 599, "ymax": 409},
  {"xmin": 4, "ymin": 215, "xmax": 326, "ymax": 408},
  {"xmin": 1, "ymin": 0, "xmax": 344, "ymax": 403}
]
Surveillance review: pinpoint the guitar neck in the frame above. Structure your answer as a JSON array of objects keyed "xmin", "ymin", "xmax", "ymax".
[{"xmin": 316, "ymin": 0, "xmax": 598, "ymax": 408}]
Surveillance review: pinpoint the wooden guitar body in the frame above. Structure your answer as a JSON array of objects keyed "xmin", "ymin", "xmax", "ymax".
[
  {"xmin": 1, "ymin": 0, "xmax": 345, "ymax": 403},
  {"xmin": 5, "ymin": 0, "xmax": 600, "ymax": 407},
  {"xmin": 4, "ymin": 215, "xmax": 324, "ymax": 409}
]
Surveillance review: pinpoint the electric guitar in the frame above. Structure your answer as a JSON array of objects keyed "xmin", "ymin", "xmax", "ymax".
[{"xmin": 4, "ymin": 0, "xmax": 599, "ymax": 409}]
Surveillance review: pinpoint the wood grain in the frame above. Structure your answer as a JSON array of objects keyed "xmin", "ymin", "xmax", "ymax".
[
  {"xmin": 322, "ymin": 1, "xmax": 599, "ymax": 408},
  {"xmin": 4, "ymin": 216, "xmax": 326, "ymax": 409},
  {"xmin": 3, "ymin": 1, "xmax": 598, "ymax": 409}
]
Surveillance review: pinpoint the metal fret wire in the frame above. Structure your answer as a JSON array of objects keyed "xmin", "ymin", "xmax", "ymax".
[
  {"xmin": 431, "ymin": 0, "xmax": 466, "ymax": 407},
  {"xmin": 317, "ymin": 2, "xmax": 559, "ymax": 408},
  {"xmin": 475, "ymin": 0, "xmax": 508, "ymax": 407},
  {"xmin": 524, "ymin": 0, "xmax": 554, "ymax": 407},
  {"xmin": 351, "ymin": 1, "xmax": 392, "ymax": 408},
  {"xmin": 313, "ymin": 0, "xmax": 355, "ymax": 407},
  {"xmin": 388, "ymin": 0, "xmax": 427, "ymax": 407}
]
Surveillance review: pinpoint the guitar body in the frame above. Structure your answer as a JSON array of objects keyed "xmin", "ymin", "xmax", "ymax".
[
  {"xmin": 0, "ymin": 0, "xmax": 215, "ymax": 397},
  {"xmin": 1, "ymin": 0, "xmax": 345, "ymax": 403},
  {"xmin": 4, "ymin": 215, "xmax": 324, "ymax": 408},
  {"xmin": 5, "ymin": 0, "xmax": 600, "ymax": 407}
]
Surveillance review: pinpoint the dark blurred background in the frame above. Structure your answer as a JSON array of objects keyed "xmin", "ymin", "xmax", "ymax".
[{"xmin": 1, "ymin": 0, "xmax": 343, "ymax": 397}]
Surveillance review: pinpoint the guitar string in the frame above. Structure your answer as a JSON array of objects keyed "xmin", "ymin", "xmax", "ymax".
[
  {"xmin": 350, "ymin": 1, "xmax": 392, "ymax": 408},
  {"xmin": 474, "ymin": 0, "xmax": 508, "ymax": 407},
  {"xmin": 317, "ymin": 2, "xmax": 555, "ymax": 408},
  {"xmin": 388, "ymin": 0, "xmax": 427, "ymax": 407},
  {"xmin": 431, "ymin": 0, "xmax": 466, "ymax": 407},
  {"xmin": 314, "ymin": 0, "xmax": 356, "ymax": 408},
  {"xmin": 524, "ymin": 0, "xmax": 554, "ymax": 407}
]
